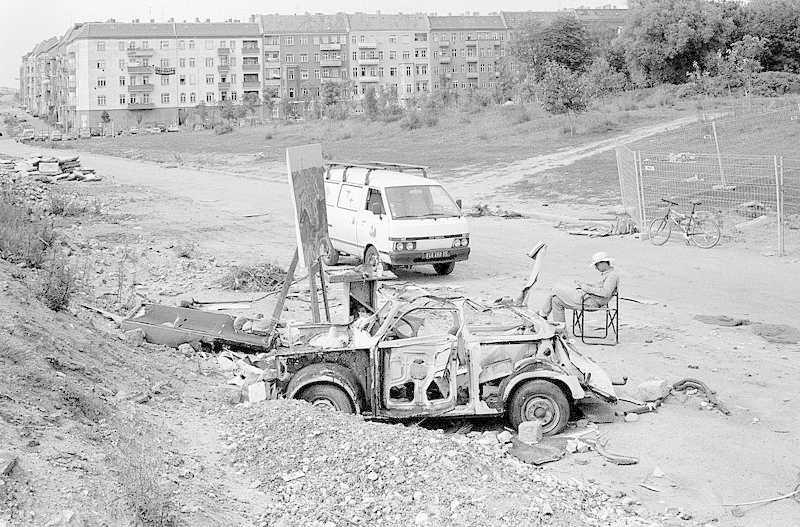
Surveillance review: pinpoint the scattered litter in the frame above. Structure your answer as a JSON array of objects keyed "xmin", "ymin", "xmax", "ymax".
[
  {"xmin": 694, "ymin": 314, "xmax": 750, "ymax": 327},
  {"xmin": 750, "ymin": 323, "xmax": 800, "ymax": 345},
  {"xmin": 465, "ymin": 203, "xmax": 526, "ymax": 219},
  {"xmin": 722, "ymin": 485, "xmax": 800, "ymax": 511},
  {"xmin": 1, "ymin": 451, "xmax": 17, "ymax": 476}
]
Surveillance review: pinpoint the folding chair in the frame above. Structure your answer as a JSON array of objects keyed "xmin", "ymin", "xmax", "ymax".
[{"xmin": 571, "ymin": 288, "xmax": 619, "ymax": 346}]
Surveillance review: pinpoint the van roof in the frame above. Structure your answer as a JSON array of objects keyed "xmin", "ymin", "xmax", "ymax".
[{"xmin": 325, "ymin": 162, "xmax": 438, "ymax": 189}]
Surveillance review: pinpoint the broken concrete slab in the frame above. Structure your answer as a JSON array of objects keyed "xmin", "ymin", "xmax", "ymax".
[
  {"xmin": 247, "ymin": 381, "xmax": 268, "ymax": 403},
  {"xmin": 509, "ymin": 438, "xmax": 565, "ymax": 465},
  {"xmin": 518, "ymin": 420, "xmax": 542, "ymax": 445},
  {"xmin": 635, "ymin": 378, "xmax": 670, "ymax": 402},
  {"xmin": 577, "ymin": 398, "xmax": 617, "ymax": 423},
  {"xmin": 123, "ymin": 328, "xmax": 145, "ymax": 346}
]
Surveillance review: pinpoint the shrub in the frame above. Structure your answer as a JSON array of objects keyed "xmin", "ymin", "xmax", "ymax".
[
  {"xmin": 48, "ymin": 194, "xmax": 98, "ymax": 216},
  {"xmin": 37, "ymin": 252, "xmax": 76, "ymax": 311},
  {"xmin": 214, "ymin": 123, "xmax": 233, "ymax": 135},
  {"xmin": 400, "ymin": 111, "xmax": 423, "ymax": 130},
  {"xmin": 0, "ymin": 199, "xmax": 55, "ymax": 268},
  {"xmin": 751, "ymin": 72, "xmax": 800, "ymax": 97},
  {"xmin": 220, "ymin": 263, "xmax": 286, "ymax": 292},
  {"xmin": 502, "ymin": 104, "xmax": 531, "ymax": 124}
]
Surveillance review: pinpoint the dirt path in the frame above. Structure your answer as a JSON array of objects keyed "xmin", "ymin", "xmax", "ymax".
[
  {"xmin": 2, "ymin": 133, "xmax": 800, "ymax": 526},
  {"xmin": 442, "ymin": 115, "xmax": 699, "ymax": 212}
]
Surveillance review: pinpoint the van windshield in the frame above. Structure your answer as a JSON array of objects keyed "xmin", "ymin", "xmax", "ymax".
[{"xmin": 385, "ymin": 185, "xmax": 461, "ymax": 219}]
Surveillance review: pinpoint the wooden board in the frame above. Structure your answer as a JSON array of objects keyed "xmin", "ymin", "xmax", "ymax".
[{"xmin": 285, "ymin": 144, "xmax": 329, "ymax": 269}]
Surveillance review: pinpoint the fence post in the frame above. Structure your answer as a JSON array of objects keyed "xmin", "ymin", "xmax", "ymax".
[
  {"xmin": 775, "ymin": 156, "xmax": 785, "ymax": 257},
  {"xmin": 635, "ymin": 150, "xmax": 647, "ymax": 237},
  {"xmin": 711, "ymin": 121, "xmax": 726, "ymax": 185}
]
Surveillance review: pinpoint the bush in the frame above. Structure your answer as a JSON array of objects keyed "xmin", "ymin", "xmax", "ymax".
[
  {"xmin": 400, "ymin": 111, "xmax": 423, "ymax": 130},
  {"xmin": 502, "ymin": 104, "xmax": 531, "ymax": 124},
  {"xmin": 751, "ymin": 72, "xmax": 800, "ymax": 97},
  {"xmin": 214, "ymin": 123, "xmax": 233, "ymax": 135},
  {"xmin": 0, "ymin": 199, "xmax": 55, "ymax": 268},
  {"xmin": 48, "ymin": 194, "xmax": 99, "ymax": 216},
  {"xmin": 37, "ymin": 252, "xmax": 76, "ymax": 311},
  {"xmin": 220, "ymin": 263, "xmax": 286, "ymax": 292}
]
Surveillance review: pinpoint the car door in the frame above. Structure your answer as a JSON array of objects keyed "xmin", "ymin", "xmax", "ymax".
[
  {"xmin": 334, "ymin": 184, "xmax": 364, "ymax": 252},
  {"xmin": 356, "ymin": 188, "xmax": 389, "ymax": 254},
  {"xmin": 375, "ymin": 307, "xmax": 459, "ymax": 417}
]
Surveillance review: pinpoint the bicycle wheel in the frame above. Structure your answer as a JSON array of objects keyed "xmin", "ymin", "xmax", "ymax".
[
  {"xmin": 688, "ymin": 217, "xmax": 721, "ymax": 249},
  {"xmin": 648, "ymin": 217, "xmax": 672, "ymax": 246}
]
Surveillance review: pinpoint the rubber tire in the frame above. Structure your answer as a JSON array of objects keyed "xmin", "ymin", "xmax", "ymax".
[
  {"xmin": 320, "ymin": 238, "xmax": 339, "ymax": 266},
  {"xmin": 648, "ymin": 218, "xmax": 672, "ymax": 246},
  {"xmin": 507, "ymin": 380, "xmax": 570, "ymax": 436},
  {"xmin": 298, "ymin": 384, "xmax": 355, "ymax": 413},
  {"xmin": 433, "ymin": 262, "xmax": 455, "ymax": 275},
  {"xmin": 689, "ymin": 218, "xmax": 721, "ymax": 249},
  {"xmin": 363, "ymin": 245, "xmax": 380, "ymax": 273}
]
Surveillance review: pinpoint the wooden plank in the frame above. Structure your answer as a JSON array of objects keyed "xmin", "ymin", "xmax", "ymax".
[{"xmin": 266, "ymin": 248, "xmax": 299, "ymax": 339}]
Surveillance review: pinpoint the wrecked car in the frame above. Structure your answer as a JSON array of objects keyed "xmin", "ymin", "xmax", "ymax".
[{"xmin": 262, "ymin": 295, "xmax": 618, "ymax": 436}]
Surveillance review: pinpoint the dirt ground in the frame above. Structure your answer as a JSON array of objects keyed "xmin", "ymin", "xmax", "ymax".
[{"xmin": 2, "ymin": 109, "xmax": 800, "ymax": 526}]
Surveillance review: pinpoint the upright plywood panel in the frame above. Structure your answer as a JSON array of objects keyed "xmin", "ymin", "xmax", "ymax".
[{"xmin": 285, "ymin": 144, "xmax": 329, "ymax": 269}]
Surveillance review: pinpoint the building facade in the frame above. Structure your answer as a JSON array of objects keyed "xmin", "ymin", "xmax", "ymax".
[{"xmin": 20, "ymin": 9, "xmax": 628, "ymax": 127}]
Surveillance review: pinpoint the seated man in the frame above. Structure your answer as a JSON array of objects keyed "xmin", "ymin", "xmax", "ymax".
[{"xmin": 539, "ymin": 252, "xmax": 619, "ymax": 324}]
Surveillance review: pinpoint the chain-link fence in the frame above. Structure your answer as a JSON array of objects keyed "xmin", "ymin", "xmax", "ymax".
[{"xmin": 617, "ymin": 146, "xmax": 799, "ymax": 256}]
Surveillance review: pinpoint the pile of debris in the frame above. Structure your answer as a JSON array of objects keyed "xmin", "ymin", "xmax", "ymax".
[
  {"xmin": 224, "ymin": 400, "xmax": 666, "ymax": 527},
  {"xmin": 10, "ymin": 155, "xmax": 101, "ymax": 184},
  {"xmin": 0, "ymin": 158, "xmax": 14, "ymax": 173},
  {"xmin": 465, "ymin": 203, "xmax": 525, "ymax": 219}
]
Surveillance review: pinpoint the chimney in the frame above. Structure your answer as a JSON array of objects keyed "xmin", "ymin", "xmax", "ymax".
[
  {"xmin": 168, "ymin": 17, "xmax": 174, "ymax": 22},
  {"xmin": 195, "ymin": 17, "xmax": 200, "ymax": 23},
  {"xmin": 150, "ymin": 18, "xmax": 155, "ymax": 23}
]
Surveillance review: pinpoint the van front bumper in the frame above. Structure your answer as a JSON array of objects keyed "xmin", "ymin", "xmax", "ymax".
[{"xmin": 387, "ymin": 247, "xmax": 470, "ymax": 266}]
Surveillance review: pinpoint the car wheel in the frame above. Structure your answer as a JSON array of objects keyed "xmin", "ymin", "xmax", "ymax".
[
  {"xmin": 363, "ymin": 245, "xmax": 380, "ymax": 273},
  {"xmin": 433, "ymin": 262, "xmax": 455, "ymax": 275},
  {"xmin": 507, "ymin": 380, "xmax": 570, "ymax": 436},
  {"xmin": 298, "ymin": 384, "xmax": 355, "ymax": 413},
  {"xmin": 319, "ymin": 238, "xmax": 339, "ymax": 266}
]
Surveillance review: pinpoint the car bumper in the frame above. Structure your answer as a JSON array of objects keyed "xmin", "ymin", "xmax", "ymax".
[{"xmin": 388, "ymin": 247, "xmax": 470, "ymax": 265}]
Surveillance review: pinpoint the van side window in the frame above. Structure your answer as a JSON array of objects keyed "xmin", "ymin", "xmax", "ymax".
[
  {"xmin": 366, "ymin": 189, "xmax": 385, "ymax": 215},
  {"xmin": 337, "ymin": 184, "xmax": 360, "ymax": 211},
  {"xmin": 324, "ymin": 181, "xmax": 340, "ymax": 206}
]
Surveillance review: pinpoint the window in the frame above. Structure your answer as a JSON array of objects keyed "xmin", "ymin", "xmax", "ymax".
[
  {"xmin": 285, "ymin": 36, "xmax": 294, "ymax": 45},
  {"xmin": 118, "ymin": 59, "xmax": 125, "ymax": 69},
  {"xmin": 414, "ymin": 33, "xmax": 427, "ymax": 42},
  {"xmin": 352, "ymin": 51, "xmax": 357, "ymax": 61},
  {"xmin": 180, "ymin": 92, "xmax": 186, "ymax": 103},
  {"xmin": 96, "ymin": 41, "xmax": 105, "ymax": 51},
  {"xmin": 205, "ymin": 58, "xmax": 214, "ymax": 67},
  {"xmin": 161, "ymin": 93, "xmax": 170, "ymax": 103},
  {"xmin": 301, "ymin": 70, "xmax": 309, "ymax": 80},
  {"xmin": 119, "ymin": 76, "xmax": 126, "ymax": 86},
  {"xmin": 179, "ymin": 58, "xmax": 186, "ymax": 68},
  {"xmin": 97, "ymin": 78, "xmax": 106, "ymax": 87},
  {"xmin": 285, "ymin": 54, "xmax": 294, "ymax": 63},
  {"xmin": 415, "ymin": 49, "xmax": 427, "ymax": 58},
  {"xmin": 378, "ymin": 67, "xmax": 384, "ymax": 77},
  {"xmin": 129, "ymin": 95, "xmax": 137, "ymax": 104},
  {"xmin": 206, "ymin": 74, "xmax": 214, "ymax": 84},
  {"xmin": 206, "ymin": 92, "xmax": 214, "ymax": 102},
  {"xmin": 221, "ymin": 91, "xmax": 228, "ymax": 101},
  {"xmin": 142, "ymin": 40, "xmax": 150, "ymax": 49},
  {"xmin": 190, "ymin": 92, "xmax": 196, "ymax": 103},
  {"xmin": 188, "ymin": 40, "xmax": 195, "ymax": 49},
  {"xmin": 314, "ymin": 53, "xmax": 319, "ymax": 62},
  {"xmin": 229, "ymin": 40, "xmax": 235, "ymax": 49},
  {"xmin": 405, "ymin": 66, "xmax": 412, "ymax": 76},
  {"xmin": 405, "ymin": 84, "xmax": 412, "ymax": 93},
  {"xmin": 352, "ymin": 67, "xmax": 358, "ymax": 77},
  {"xmin": 230, "ymin": 73, "xmax": 236, "ymax": 84},
  {"xmin": 205, "ymin": 40, "xmax": 214, "ymax": 49},
  {"xmin": 386, "ymin": 185, "xmax": 460, "ymax": 219},
  {"xmin": 300, "ymin": 54, "xmax": 308, "ymax": 63},
  {"xmin": 288, "ymin": 88, "xmax": 295, "ymax": 98},
  {"xmin": 161, "ymin": 75, "xmax": 169, "ymax": 86},
  {"xmin": 178, "ymin": 40, "xmax": 185, "ymax": 50},
  {"xmin": 231, "ymin": 91, "xmax": 237, "ymax": 101},
  {"xmin": 389, "ymin": 51, "xmax": 396, "ymax": 60},
  {"xmin": 128, "ymin": 40, "xmax": 136, "ymax": 49},
  {"xmin": 288, "ymin": 70, "xmax": 295, "ymax": 80},
  {"xmin": 160, "ymin": 40, "xmax": 169, "ymax": 49},
  {"xmin": 366, "ymin": 189, "xmax": 385, "ymax": 215},
  {"xmin": 142, "ymin": 75, "xmax": 150, "ymax": 85},
  {"xmin": 389, "ymin": 35, "xmax": 397, "ymax": 44},
  {"xmin": 118, "ymin": 41, "xmax": 125, "ymax": 51},
  {"xmin": 179, "ymin": 75, "xmax": 186, "ymax": 85},
  {"xmin": 359, "ymin": 35, "xmax": 365, "ymax": 43},
  {"xmin": 96, "ymin": 60, "xmax": 105, "ymax": 69},
  {"xmin": 313, "ymin": 36, "xmax": 320, "ymax": 45},
  {"xmin": 402, "ymin": 51, "xmax": 410, "ymax": 60},
  {"xmin": 314, "ymin": 69, "xmax": 320, "ymax": 79},
  {"xmin": 189, "ymin": 58, "xmax": 196, "ymax": 67},
  {"xmin": 97, "ymin": 95, "xmax": 106, "ymax": 106},
  {"xmin": 300, "ymin": 36, "xmax": 308, "ymax": 45},
  {"xmin": 337, "ymin": 185, "xmax": 361, "ymax": 211},
  {"xmin": 230, "ymin": 57, "xmax": 236, "ymax": 66},
  {"xmin": 119, "ymin": 94, "xmax": 127, "ymax": 104},
  {"xmin": 160, "ymin": 58, "xmax": 169, "ymax": 68},
  {"xmin": 302, "ymin": 88, "xmax": 308, "ymax": 96},
  {"xmin": 389, "ymin": 67, "xmax": 397, "ymax": 77}
]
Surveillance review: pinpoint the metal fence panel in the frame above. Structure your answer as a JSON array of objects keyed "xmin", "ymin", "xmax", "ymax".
[{"xmin": 616, "ymin": 146, "xmax": 642, "ymax": 228}]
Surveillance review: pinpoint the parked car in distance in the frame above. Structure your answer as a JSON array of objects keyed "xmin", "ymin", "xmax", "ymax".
[
  {"xmin": 63, "ymin": 132, "xmax": 77, "ymax": 141},
  {"xmin": 49, "ymin": 130, "xmax": 62, "ymax": 141},
  {"xmin": 78, "ymin": 128, "xmax": 91, "ymax": 139},
  {"xmin": 18, "ymin": 128, "xmax": 35, "ymax": 142},
  {"xmin": 35, "ymin": 130, "xmax": 49, "ymax": 141},
  {"xmin": 128, "ymin": 127, "xmax": 139, "ymax": 135},
  {"xmin": 167, "ymin": 125, "xmax": 180, "ymax": 132},
  {"xmin": 147, "ymin": 126, "xmax": 162, "ymax": 134},
  {"xmin": 89, "ymin": 127, "xmax": 102, "ymax": 137}
]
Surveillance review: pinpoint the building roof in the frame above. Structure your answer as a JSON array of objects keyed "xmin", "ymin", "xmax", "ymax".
[
  {"xmin": 428, "ymin": 15, "xmax": 505, "ymax": 30},
  {"xmin": 500, "ymin": 11, "xmax": 565, "ymax": 29},
  {"xmin": 60, "ymin": 21, "xmax": 260, "ymax": 43},
  {"xmin": 347, "ymin": 13, "xmax": 428, "ymax": 31},
  {"xmin": 501, "ymin": 9, "xmax": 628, "ymax": 28},
  {"xmin": 260, "ymin": 13, "xmax": 348, "ymax": 33}
]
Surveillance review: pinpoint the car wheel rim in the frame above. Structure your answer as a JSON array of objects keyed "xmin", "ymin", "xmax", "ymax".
[
  {"xmin": 312, "ymin": 398, "xmax": 338, "ymax": 412},
  {"xmin": 522, "ymin": 396, "xmax": 559, "ymax": 431}
]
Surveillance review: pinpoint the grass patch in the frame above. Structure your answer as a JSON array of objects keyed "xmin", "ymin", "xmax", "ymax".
[
  {"xmin": 0, "ymin": 195, "xmax": 56, "ymax": 268},
  {"xmin": 36, "ymin": 252, "xmax": 77, "ymax": 311},
  {"xmin": 48, "ymin": 193, "xmax": 100, "ymax": 216}
]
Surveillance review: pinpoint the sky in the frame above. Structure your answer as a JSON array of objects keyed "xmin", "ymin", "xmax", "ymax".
[{"xmin": 0, "ymin": 0, "xmax": 625, "ymax": 88}]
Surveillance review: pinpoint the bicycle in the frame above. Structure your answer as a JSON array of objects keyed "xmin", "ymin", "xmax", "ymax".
[{"xmin": 648, "ymin": 199, "xmax": 721, "ymax": 249}]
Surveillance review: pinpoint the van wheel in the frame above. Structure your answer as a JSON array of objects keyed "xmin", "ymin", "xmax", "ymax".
[
  {"xmin": 433, "ymin": 262, "xmax": 455, "ymax": 275},
  {"xmin": 363, "ymin": 245, "xmax": 380, "ymax": 273},
  {"xmin": 507, "ymin": 380, "xmax": 570, "ymax": 436},
  {"xmin": 298, "ymin": 384, "xmax": 355, "ymax": 413},
  {"xmin": 320, "ymin": 239, "xmax": 339, "ymax": 266}
]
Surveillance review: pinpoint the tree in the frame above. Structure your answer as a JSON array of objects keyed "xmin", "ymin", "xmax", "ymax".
[
  {"xmin": 744, "ymin": 0, "xmax": 800, "ymax": 73},
  {"xmin": 242, "ymin": 92, "xmax": 260, "ymax": 120},
  {"xmin": 584, "ymin": 57, "xmax": 629, "ymax": 98},
  {"xmin": 721, "ymin": 35, "xmax": 768, "ymax": 96},
  {"xmin": 218, "ymin": 100, "xmax": 237, "ymax": 124},
  {"xmin": 539, "ymin": 63, "xmax": 590, "ymax": 135},
  {"xmin": 100, "ymin": 110, "xmax": 111, "ymax": 124},
  {"xmin": 617, "ymin": 0, "xmax": 738, "ymax": 84},
  {"xmin": 363, "ymin": 86, "xmax": 378, "ymax": 119},
  {"xmin": 509, "ymin": 15, "xmax": 592, "ymax": 78}
]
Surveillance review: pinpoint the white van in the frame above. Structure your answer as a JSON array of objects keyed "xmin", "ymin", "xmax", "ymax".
[{"xmin": 322, "ymin": 162, "xmax": 470, "ymax": 275}]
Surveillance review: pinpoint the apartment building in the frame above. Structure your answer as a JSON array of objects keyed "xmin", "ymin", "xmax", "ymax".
[
  {"xmin": 24, "ymin": 20, "xmax": 262, "ymax": 130},
  {"xmin": 347, "ymin": 13, "xmax": 430, "ymax": 100},
  {"xmin": 260, "ymin": 14, "xmax": 349, "ymax": 104},
  {"xmin": 428, "ymin": 15, "xmax": 509, "ymax": 91}
]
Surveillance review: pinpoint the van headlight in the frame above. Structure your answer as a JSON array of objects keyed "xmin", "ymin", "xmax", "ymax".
[
  {"xmin": 453, "ymin": 237, "xmax": 469, "ymax": 248},
  {"xmin": 394, "ymin": 241, "xmax": 416, "ymax": 251}
]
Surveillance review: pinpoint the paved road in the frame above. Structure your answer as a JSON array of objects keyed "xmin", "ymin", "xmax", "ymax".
[{"xmin": 2, "ymin": 138, "xmax": 800, "ymax": 526}]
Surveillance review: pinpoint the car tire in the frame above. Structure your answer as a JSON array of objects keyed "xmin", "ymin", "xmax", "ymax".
[
  {"xmin": 320, "ymin": 238, "xmax": 339, "ymax": 266},
  {"xmin": 298, "ymin": 384, "xmax": 355, "ymax": 413},
  {"xmin": 363, "ymin": 245, "xmax": 380, "ymax": 273},
  {"xmin": 433, "ymin": 262, "xmax": 455, "ymax": 275},
  {"xmin": 507, "ymin": 379, "xmax": 570, "ymax": 436}
]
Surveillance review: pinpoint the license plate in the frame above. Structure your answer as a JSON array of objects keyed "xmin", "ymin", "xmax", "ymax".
[{"xmin": 425, "ymin": 251, "xmax": 448, "ymax": 259}]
